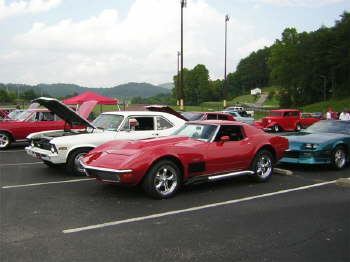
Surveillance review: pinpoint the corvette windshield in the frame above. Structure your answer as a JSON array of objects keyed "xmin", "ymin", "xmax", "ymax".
[
  {"xmin": 173, "ymin": 123, "xmax": 217, "ymax": 141},
  {"xmin": 92, "ymin": 114, "xmax": 124, "ymax": 131},
  {"xmin": 305, "ymin": 120, "xmax": 350, "ymax": 135}
]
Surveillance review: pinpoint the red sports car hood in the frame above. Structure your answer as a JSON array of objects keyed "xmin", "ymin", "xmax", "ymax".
[{"xmin": 91, "ymin": 136, "xmax": 197, "ymax": 154}]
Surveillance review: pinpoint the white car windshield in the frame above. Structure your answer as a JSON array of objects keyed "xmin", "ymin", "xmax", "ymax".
[
  {"xmin": 173, "ymin": 123, "xmax": 217, "ymax": 141},
  {"xmin": 92, "ymin": 114, "xmax": 124, "ymax": 131}
]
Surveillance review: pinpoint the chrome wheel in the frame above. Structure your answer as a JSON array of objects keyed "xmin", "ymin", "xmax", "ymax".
[
  {"xmin": 143, "ymin": 160, "xmax": 181, "ymax": 199},
  {"xmin": 0, "ymin": 132, "xmax": 10, "ymax": 149},
  {"xmin": 154, "ymin": 165, "xmax": 178, "ymax": 196},
  {"xmin": 295, "ymin": 123, "xmax": 302, "ymax": 131},
  {"xmin": 251, "ymin": 150, "xmax": 274, "ymax": 182},
  {"xmin": 255, "ymin": 155, "xmax": 272, "ymax": 179},
  {"xmin": 273, "ymin": 125, "xmax": 279, "ymax": 132},
  {"xmin": 332, "ymin": 146, "xmax": 346, "ymax": 169},
  {"xmin": 67, "ymin": 148, "xmax": 92, "ymax": 176}
]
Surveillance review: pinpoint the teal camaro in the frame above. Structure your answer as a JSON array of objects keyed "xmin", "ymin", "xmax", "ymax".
[{"xmin": 280, "ymin": 120, "xmax": 350, "ymax": 169}]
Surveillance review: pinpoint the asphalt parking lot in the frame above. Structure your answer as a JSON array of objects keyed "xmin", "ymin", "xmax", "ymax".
[{"xmin": 1, "ymin": 145, "xmax": 349, "ymax": 262}]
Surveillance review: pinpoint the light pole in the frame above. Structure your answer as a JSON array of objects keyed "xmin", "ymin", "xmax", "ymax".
[
  {"xmin": 177, "ymin": 51, "xmax": 181, "ymax": 106},
  {"xmin": 223, "ymin": 14, "xmax": 229, "ymax": 108},
  {"xmin": 320, "ymin": 75, "xmax": 326, "ymax": 101},
  {"xmin": 180, "ymin": 0, "xmax": 186, "ymax": 111}
]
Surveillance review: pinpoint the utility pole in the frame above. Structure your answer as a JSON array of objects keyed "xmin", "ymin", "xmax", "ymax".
[
  {"xmin": 223, "ymin": 14, "xmax": 229, "ymax": 108},
  {"xmin": 180, "ymin": 0, "xmax": 186, "ymax": 111},
  {"xmin": 177, "ymin": 51, "xmax": 181, "ymax": 106}
]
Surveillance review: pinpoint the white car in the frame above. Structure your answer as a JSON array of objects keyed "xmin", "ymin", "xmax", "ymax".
[
  {"xmin": 222, "ymin": 111, "xmax": 254, "ymax": 125},
  {"xmin": 26, "ymin": 99, "xmax": 186, "ymax": 175}
]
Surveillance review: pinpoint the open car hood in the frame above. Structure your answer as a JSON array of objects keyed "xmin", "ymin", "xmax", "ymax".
[
  {"xmin": 32, "ymin": 97, "xmax": 97, "ymax": 129},
  {"xmin": 145, "ymin": 105, "xmax": 188, "ymax": 121}
]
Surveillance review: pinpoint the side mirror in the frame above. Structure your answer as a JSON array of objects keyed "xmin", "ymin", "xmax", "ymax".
[{"xmin": 220, "ymin": 136, "xmax": 230, "ymax": 142}]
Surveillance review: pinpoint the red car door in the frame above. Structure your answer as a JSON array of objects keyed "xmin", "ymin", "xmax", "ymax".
[{"xmin": 203, "ymin": 125, "xmax": 254, "ymax": 173}]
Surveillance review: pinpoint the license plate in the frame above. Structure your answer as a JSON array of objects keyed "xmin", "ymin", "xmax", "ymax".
[{"xmin": 35, "ymin": 152, "xmax": 41, "ymax": 159}]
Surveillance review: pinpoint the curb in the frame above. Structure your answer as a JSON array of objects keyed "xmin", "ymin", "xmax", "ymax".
[
  {"xmin": 336, "ymin": 178, "xmax": 350, "ymax": 188},
  {"xmin": 274, "ymin": 168, "xmax": 293, "ymax": 176}
]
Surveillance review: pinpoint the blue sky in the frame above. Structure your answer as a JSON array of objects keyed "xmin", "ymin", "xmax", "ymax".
[{"xmin": 0, "ymin": 0, "xmax": 349, "ymax": 87}]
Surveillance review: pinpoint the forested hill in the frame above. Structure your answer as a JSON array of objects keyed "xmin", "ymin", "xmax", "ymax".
[{"xmin": 0, "ymin": 82, "xmax": 171, "ymax": 98}]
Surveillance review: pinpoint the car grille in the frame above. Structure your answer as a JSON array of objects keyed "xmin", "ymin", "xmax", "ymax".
[
  {"xmin": 284, "ymin": 151, "xmax": 299, "ymax": 158},
  {"xmin": 31, "ymin": 138, "xmax": 51, "ymax": 151}
]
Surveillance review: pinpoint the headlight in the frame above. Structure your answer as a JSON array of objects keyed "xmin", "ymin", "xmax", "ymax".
[
  {"xmin": 304, "ymin": 143, "xmax": 319, "ymax": 150},
  {"xmin": 268, "ymin": 119, "xmax": 271, "ymax": 123},
  {"xmin": 30, "ymin": 140, "xmax": 34, "ymax": 147},
  {"xmin": 50, "ymin": 144, "xmax": 58, "ymax": 153}
]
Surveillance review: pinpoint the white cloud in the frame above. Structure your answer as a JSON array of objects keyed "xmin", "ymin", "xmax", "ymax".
[
  {"xmin": 260, "ymin": 0, "xmax": 345, "ymax": 7},
  {"xmin": 0, "ymin": 0, "xmax": 62, "ymax": 20},
  {"xmin": 2, "ymin": 0, "xmax": 272, "ymax": 86}
]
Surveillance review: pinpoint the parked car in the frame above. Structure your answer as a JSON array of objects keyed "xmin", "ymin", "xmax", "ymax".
[
  {"xmin": 26, "ymin": 100, "xmax": 186, "ymax": 175},
  {"xmin": 180, "ymin": 111, "xmax": 236, "ymax": 121},
  {"xmin": 224, "ymin": 106, "xmax": 245, "ymax": 112},
  {"xmin": 81, "ymin": 120, "xmax": 289, "ymax": 199},
  {"xmin": 280, "ymin": 120, "xmax": 350, "ymax": 169},
  {"xmin": 0, "ymin": 99, "xmax": 96, "ymax": 150},
  {"xmin": 254, "ymin": 109, "xmax": 302, "ymax": 132},
  {"xmin": 300, "ymin": 113, "xmax": 322, "ymax": 128},
  {"xmin": 222, "ymin": 110, "xmax": 254, "ymax": 125}
]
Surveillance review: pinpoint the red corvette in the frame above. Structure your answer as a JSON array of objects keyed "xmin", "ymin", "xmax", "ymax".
[{"xmin": 81, "ymin": 121, "xmax": 288, "ymax": 199}]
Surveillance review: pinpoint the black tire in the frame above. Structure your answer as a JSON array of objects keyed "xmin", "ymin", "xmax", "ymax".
[
  {"xmin": 66, "ymin": 148, "xmax": 92, "ymax": 176},
  {"xmin": 250, "ymin": 150, "xmax": 274, "ymax": 182},
  {"xmin": 42, "ymin": 160, "xmax": 61, "ymax": 168},
  {"xmin": 295, "ymin": 123, "xmax": 302, "ymax": 131},
  {"xmin": 272, "ymin": 125, "xmax": 280, "ymax": 133},
  {"xmin": 142, "ymin": 160, "xmax": 181, "ymax": 199},
  {"xmin": 0, "ymin": 131, "xmax": 11, "ymax": 150},
  {"xmin": 331, "ymin": 145, "xmax": 347, "ymax": 170}
]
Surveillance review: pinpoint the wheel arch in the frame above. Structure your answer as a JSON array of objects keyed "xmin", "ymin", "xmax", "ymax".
[
  {"xmin": 0, "ymin": 129, "xmax": 14, "ymax": 142},
  {"xmin": 66, "ymin": 145, "xmax": 96, "ymax": 159},
  {"xmin": 255, "ymin": 145, "xmax": 276, "ymax": 163},
  {"xmin": 332, "ymin": 142, "xmax": 348, "ymax": 154},
  {"xmin": 139, "ymin": 155, "xmax": 184, "ymax": 185}
]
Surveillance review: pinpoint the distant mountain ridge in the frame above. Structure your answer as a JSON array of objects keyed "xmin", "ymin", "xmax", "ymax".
[{"xmin": 0, "ymin": 82, "xmax": 171, "ymax": 98}]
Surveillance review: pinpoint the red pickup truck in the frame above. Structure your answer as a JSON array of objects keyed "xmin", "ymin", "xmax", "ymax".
[{"xmin": 254, "ymin": 109, "xmax": 302, "ymax": 132}]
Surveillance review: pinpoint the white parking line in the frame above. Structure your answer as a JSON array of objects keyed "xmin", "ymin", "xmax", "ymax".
[
  {"xmin": 0, "ymin": 162, "xmax": 42, "ymax": 167},
  {"xmin": 0, "ymin": 150, "xmax": 25, "ymax": 153},
  {"xmin": 2, "ymin": 178, "xmax": 95, "ymax": 189},
  {"xmin": 63, "ymin": 180, "xmax": 336, "ymax": 234}
]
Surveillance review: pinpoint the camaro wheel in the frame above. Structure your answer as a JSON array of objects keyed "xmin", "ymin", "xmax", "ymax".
[
  {"xmin": 331, "ymin": 146, "xmax": 347, "ymax": 169},
  {"xmin": 250, "ymin": 150, "xmax": 274, "ymax": 182},
  {"xmin": 0, "ymin": 132, "xmax": 11, "ymax": 150},
  {"xmin": 273, "ymin": 125, "xmax": 280, "ymax": 133},
  {"xmin": 67, "ymin": 148, "xmax": 91, "ymax": 176},
  {"xmin": 142, "ymin": 160, "xmax": 181, "ymax": 199}
]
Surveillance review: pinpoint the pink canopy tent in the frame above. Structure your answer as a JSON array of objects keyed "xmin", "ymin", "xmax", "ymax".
[{"xmin": 63, "ymin": 91, "xmax": 118, "ymax": 105}]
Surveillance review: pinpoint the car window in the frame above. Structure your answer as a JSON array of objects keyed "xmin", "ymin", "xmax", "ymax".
[
  {"xmin": 214, "ymin": 125, "xmax": 244, "ymax": 142},
  {"xmin": 206, "ymin": 114, "xmax": 217, "ymax": 120},
  {"xmin": 156, "ymin": 116, "xmax": 173, "ymax": 130},
  {"xmin": 181, "ymin": 112, "xmax": 204, "ymax": 121},
  {"xmin": 92, "ymin": 114, "xmax": 124, "ymax": 131},
  {"xmin": 217, "ymin": 114, "xmax": 230, "ymax": 120},
  {"xmin": 121, "ymin": 116, "xmax": 155, "ymax": 131},
  {"xmin": 41, "ymin": 112, "xmax": 55, "ymax": 121}
]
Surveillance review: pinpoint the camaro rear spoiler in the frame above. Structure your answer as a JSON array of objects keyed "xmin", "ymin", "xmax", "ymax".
[{"xmin": 145, "ymin": 105, "xmax": 188, "ymax": 121}]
